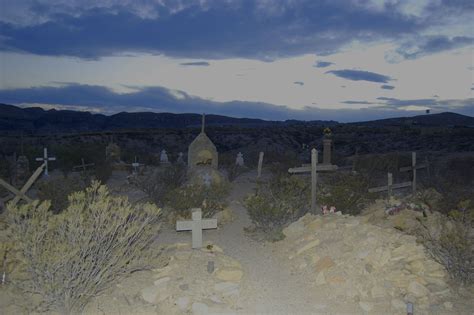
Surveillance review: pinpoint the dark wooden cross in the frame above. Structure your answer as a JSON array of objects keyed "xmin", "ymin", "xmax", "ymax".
[
  {"xmin": 368, "ymin": 172, "xmax": 412, "ymax": 198},
  {"xmin": 72, "ymin": 158, "xmax": 95, "ymax": 173},
  {"xmin": 399, "ymin": 152, "xmax": 428, "ymax": 193}
]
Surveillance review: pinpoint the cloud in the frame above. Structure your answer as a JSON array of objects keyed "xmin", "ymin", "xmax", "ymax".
[
  {"xmin": 376, "ymin": 96, "xmax": 474, "ymax": 113},
  {"xmin": 1, "ymin": 83, "xmax": 472, "ymax": 122},
  {"xmin": 381, "ymin": 85, "xmax": 395, "ymax": 90},
  {"xmin": 314, "ymin": 61, "xmax": 334, "ymax": 68},
  {"xmin": 326, "ymin": 70, "xmax": 393, "ymax": 83},
  {"xmin": 293, "ymin": 81, "xmax": 304, "ymax": 86},
  {"xmin": 0, "ymin": 1, "xmax": 426, "ymax": 59},
  {"xmin": 386, "ymin": 36, "xmax": 474, "ymax": 62},
  {"xmin": 180, "ymin": 61, "xmax": 210, "ymax": 66},
  {"xmin": 342, "ymin": 100, "xmax": 375, "ymax": 105}
]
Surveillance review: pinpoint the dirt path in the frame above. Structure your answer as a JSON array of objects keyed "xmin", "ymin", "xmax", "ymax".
[{"xmin": 158, "ymin": 170, "xmax": 325, "ymax": 314}]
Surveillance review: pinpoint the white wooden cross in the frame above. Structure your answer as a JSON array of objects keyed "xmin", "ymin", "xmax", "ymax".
[
  {"xmin": 0, "ymin": 162, "xmax": 45, "ymax": 207},
  {"xmin": 176, "ymin": 208, "xmax": 217, "ymax": 249},
  {"xmin": 35, "ymin": 148, "xmax": 56, "ymax": 176},
  {"xmin": 130, "ymin": 156, "xmax": 145, "ymax": 174}
]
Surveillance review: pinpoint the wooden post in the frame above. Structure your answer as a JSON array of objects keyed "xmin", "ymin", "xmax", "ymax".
[
  {"xmin": 412, "ymin": 152, "xmax": 417, "ymax": 193},
  {"xmin": 257, "ymin": 152, "xmax": 264, "ymax": 179},
  {"xmin": 311, "ymin": 149, "xmax": 318, "ymax": 213},
  {"xmin": 388, "ymin": 172, "xmax": 393, "ymax": 198}
]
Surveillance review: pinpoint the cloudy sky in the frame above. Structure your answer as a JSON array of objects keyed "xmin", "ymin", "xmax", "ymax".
[{"xmin": 0, "ymin": 0, "xmax": 473, "ymax": 122}]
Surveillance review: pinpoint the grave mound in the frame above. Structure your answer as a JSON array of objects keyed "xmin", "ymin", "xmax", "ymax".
[{"xmin": 279, "ymin": 212, "xmax": 471, "ymax": 314}]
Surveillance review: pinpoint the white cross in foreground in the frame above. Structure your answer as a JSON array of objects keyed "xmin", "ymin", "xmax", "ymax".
[
  {"xmin": 176, "ymin": 208, "xmax": 217, "ymax": 249},
  {"xmin": 35, "ymin": 147, "xmax": 56, "ymax": 176}
]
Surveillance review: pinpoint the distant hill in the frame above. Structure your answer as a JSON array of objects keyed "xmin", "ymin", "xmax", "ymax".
[
  {"xmin": 0, "ymin": 103, "xmax": 337, "ymax": 133},
  {"xmin": 354, "ymin": 112, "xmax": 474, "ymax": 127}
]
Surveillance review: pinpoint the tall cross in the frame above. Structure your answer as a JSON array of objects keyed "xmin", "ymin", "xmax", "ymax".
[
  {"xmin": 35, "ymin": 148, "xmax": 56, "ymax": 176},
  {"xmin": 131, "ymin": 156, "xmax": 144, "ymax": 173},
  {"xmin": 176, "ymin": 208, "xmax": 217, "ymax": 249},
  {"xmin": 201, "ymin": 113, "xmax": 206, "ymax": 133}
]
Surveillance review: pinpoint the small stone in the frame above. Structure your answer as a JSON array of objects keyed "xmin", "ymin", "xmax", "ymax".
[
  {"xmin": 153, "ymin": 276, "xmax": 170, "ymax": 288},
  {"xmin": 443, "ymin": 301, "xmax": 453, "ymax": 310},
  {"xmin": 391, "ymin": 299, "xmax": 406, "ymax": 310},
  {"xmin": 141, "ymin": 285, "xmax": 158, "ymax": 304},
  {"xmin": 179, "ymin": 284, "xmax": 189, "ymax": 291},
  {"xmin": 371, "ymin": 285, "xmax": 385, "ymax": 298},
  {"xmin": 365, "ymin": 263, "xmax": 373, "ymax": 273},
  {"xmin": 192, "ymin": 302, "xmax": 209, "ymax": 315},
  {"xmin": 315, "ymin": 256, "xmax": 335, "ymax": 272},
  {"xmin": 296, "ymin": 239, "xmax": 320, "ymax": 256},
  {"xmin": 176, "ymin": 297, "xmax": 190, "ymax": 311},
  {"xmin": 315, "ymin": 272, "xmax": 326, "ymax": 285},
  {"xmin": 214, "ymin": 282, "xmax": 239, "ymax": 293},
  {"xmin": 359, "ymin": 301, "xmax": 373, "ymax": 312},
  {"xmin": 408, "ymin": 281, "xmax": 430, "ymax": 298},
  {"xmin": 207, "ymin": 261, "xmax": 215, "ymax": 273},
  {"xmin": 216, "ymin": 269, "xmax": 243, "ymax": 282},
  {"xmin": 210, "ymin": 295, "xmax": 223, "ymax": 304},
  {"xmin": 327, "ymin": 275, "xmax": 345, "ymax": 285}
]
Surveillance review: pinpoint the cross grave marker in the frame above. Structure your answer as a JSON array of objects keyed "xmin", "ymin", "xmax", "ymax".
[
  {"xmin": 0, "ymin": 162, "xmax": 46, "ymax": 207},
  {"xmin": 72, "ymin": 158, "xmax": 95, "ymax": 173},
  {"xmin": 176, "ymin": 208, "xmax": 217, "ymax": 249},
  {"xmin": 368, "ymin": 172, "xmax": 412, "ymax": 198},
  {"xmin": 399, "ymin": 152, "xmax": 428, "ymax": 193},
  {"xmin": 35, "ymin": 148, "xmax": 56, "ymax": 177}
]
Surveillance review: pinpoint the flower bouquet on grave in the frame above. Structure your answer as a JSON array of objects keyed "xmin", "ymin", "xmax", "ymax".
[{"xmin": 321, "ymin": 205, "xmax": 336, "ymax": 215}]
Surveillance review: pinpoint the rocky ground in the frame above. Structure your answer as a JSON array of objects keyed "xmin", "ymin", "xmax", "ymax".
[{"xmin": 1, "ymin": 169, "xmax": 473, "ymax": 314}]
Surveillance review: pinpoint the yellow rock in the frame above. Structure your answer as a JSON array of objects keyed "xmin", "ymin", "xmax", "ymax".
[
  {"xmin": 216, "ymin": 269, "xmax": 243, "ymax": 282},
  {"xmin": 315, "ymin": 256, "xmax": 335, "ymax": 272},
  {"xmin": 296, "ymin": 239, "xmax": 320, "ymax": 256}
]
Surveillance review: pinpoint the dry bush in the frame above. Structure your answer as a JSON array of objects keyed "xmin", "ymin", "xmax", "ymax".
[
  {"xmin": 131, "ymin": 164, "xmax": 187, "ymax": 206},
  {"xmin": 6, "ymin": 181, "xmax": 161, "ymax": 314},
  {"xmin": 165, "ymin": 183, "xmax": 229, "ymax": 218},
  {"xmin": 245, "ymin": 175, "xmax": 310, "ymax": 232},
  {"xmin": 419, "ymin": 216, "xmax": 474, "ymax": 285}
]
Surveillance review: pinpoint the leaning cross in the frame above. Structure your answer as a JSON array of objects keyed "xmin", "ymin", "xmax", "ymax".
[
  {"xmin": 176, "ymin": 208, "xmax": 217, "ymax": 249},
  {"xmin": 35, "ymin": 148, "xmax": 56, "ymax": 176},
  {"xmin": 0, "ymin": 162, "xmax": 46, "ymax": 207}
]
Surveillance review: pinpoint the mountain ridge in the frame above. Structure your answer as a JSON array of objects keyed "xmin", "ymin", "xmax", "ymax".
[{"xmin": 0, "ymin": 103, "xmax": 472, "ymax": 134}]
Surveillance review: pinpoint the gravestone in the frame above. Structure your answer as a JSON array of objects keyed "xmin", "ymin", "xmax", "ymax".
[
  {"xmin": 235, "ymin": 152, "xmax": 244, "ymax": 166},
  {"xmin": 187, "ymin": 114, "xmax": 223, "ymax": 186},
  {"xmin": 322, "ymin": 139, "xmax": 332, "ymax": 165},
  {"xmin": 176, "ymin": 208, "xmax": 217, "ymax": 249},
  {"xmin": 160, "ymin": 149, "xmax": 170, "ymax": 164},
  {"xmin": 188, "ymin": 114, "xmax": 218, "ymax": 170}
]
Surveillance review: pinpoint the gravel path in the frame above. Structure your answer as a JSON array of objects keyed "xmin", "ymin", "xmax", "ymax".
[{"xmin": 158, "ymin": 170, "xmax": 326, "ymax": 314}]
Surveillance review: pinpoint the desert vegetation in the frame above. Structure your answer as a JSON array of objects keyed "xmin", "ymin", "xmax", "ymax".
[{"xmin": 5, "ymin": 182, "xmax": 161, "ymax": 314}]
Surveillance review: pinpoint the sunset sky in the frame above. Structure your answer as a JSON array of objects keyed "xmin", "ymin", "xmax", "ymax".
[{"xmin": 0, "ymin": 0, "xmax": 473, "ymax": 122}]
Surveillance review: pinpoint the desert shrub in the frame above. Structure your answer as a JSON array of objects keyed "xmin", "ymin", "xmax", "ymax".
[
  {"xmin": 318, "ymin": 173, "xmax": 374, "ymax": 215},
  {"xmin": 419, "ymin": 216, "xmax": 474, "ymax": 285},
  {"xmin": 6, "ymin": 181, "xmax": 161, "ymax": 314},
  {"xmin": 131, "ymin": 165, "xmax": 187, "ymax": 206},
  {"xmin": 37, "ymin": 175, "xmax": 90, "ymax": 214},
  {"xmin": 165, "ymin": 183, "xmax": 229, "ymax": 218},
  {"xmin": 245, "ymin": 175, "xmax": 310, "ymax": 231}
]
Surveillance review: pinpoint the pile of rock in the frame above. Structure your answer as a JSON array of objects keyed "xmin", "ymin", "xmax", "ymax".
[
  {"xmin": 280, "ymin": 212, "xmax": 458, "ymax": 314},
  {"xmin": 139, "ymin": 243, "xmax": 243, "ymax": 314}
]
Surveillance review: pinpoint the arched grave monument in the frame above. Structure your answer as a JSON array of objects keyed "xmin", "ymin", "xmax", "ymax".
[{"xmin": 187, "ymin": 114, "xmax": 223, "ymax": 186}]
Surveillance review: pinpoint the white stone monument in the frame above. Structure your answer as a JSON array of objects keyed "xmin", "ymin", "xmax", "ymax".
[
  {"xmin": 176, "ymin": 208, "xmax": 217, "ymax": 249},
  {"xmin": 160, "ymin": 149, "xmax": 170, "ymax": 164},
  {"xmin": 236, "ymin": 152, "xmax": 244, "ymax": 166}
]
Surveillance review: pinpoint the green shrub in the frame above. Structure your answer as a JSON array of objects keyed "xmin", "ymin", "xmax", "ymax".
[
  {"xmin": 36, "ymin": 176, "xmax": 90, "ymax": 214},
  {"xmin": 131, "ymin": 165, "xmax": 187, "ymax": 206},
  {"xmin": 165, "ymin": 183, "xmax": 229, "ymax": 218},
  {"xmin": 245, "ymin": 175, "xmax": 310, "ymax": 231},
  {"xmin": 6, "ymin": 182, "xmax": 161, "ymax": 314},
  {"xmin": 317, "ymin": 173, "xmax": 373, "ymax": 215}
]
